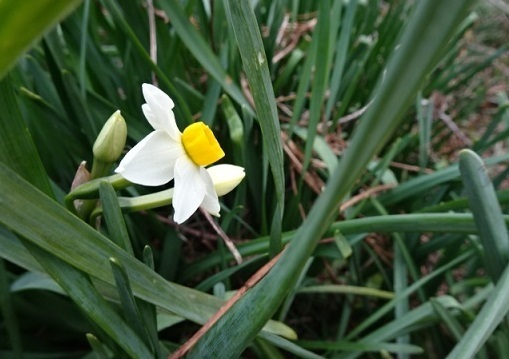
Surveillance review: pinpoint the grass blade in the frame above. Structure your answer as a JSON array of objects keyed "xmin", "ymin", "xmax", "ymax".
[
  {"xmin": 0, "ymin": 0, "xmax": 81, "ymax": 78},
  {"xmin": 24, "ymin": 241, "xmax": 153, "ymax": 358},
  {"xmin": 302, "ymin": 0, "xmax": 331, "ymax": 171},
  {"xmin": 186, "ymin": 2, "xmax": 476, "ymax": 357},
  {"xmin": 459, "ymin": 149, "xmax": 509, "ymax": 281},
  {"xmin": 447, "ymin": 262, "xmax": 509, "ymax": 359},
  {"xmin": 325, "ymin": 0, "xmax": 358, "ymax": 122},
  {"xmin": 226, "ymin": 0, "xmax": 285, "ymax": 255},
  {"xmin": 0, "ymin": 75, "xmax": 53, "ymax": 197},
  {"xmin": 0, "ymin": 162, "xmax": 295, "ymax": 340},
  {"xmin": 417, "ymin": 92, "xmax": 434, "ymax": 170},
  {"xmin": 99, "ymin": 181, "xmax": 134, "ymax": 254},
  {"xmin": 0, "ymin": 259, "xmax": 22, "ymax": 356},
  {"xmin": 155, "ymin": 0, "xmax": 252, "ymax": 115},
  {"xmin": 110, "ymin": 258, "xmax": 152, "ymax": 352}
]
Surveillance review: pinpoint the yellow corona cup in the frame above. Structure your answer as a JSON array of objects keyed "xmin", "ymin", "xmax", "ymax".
[{"xmin": 182, "ymin": 122, "xmax": 225, "ymax": 166}]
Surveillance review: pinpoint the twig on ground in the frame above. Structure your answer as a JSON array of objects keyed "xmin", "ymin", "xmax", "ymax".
[
  {"xmin": 340, "ymin": 184, "xmax": 396, "ymax": 212},
  {"xmin": 200, "ymin": 209, "xmax": 242, "ymax": 265}
]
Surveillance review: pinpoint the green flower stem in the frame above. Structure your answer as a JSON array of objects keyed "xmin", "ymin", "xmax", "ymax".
[
  {"xmin": 75, "ymin": 160, "xmax": 116, "ymax": 219},
  {"xmin": 64, "ymin": 173, "xmax": 129, "ymax": 213},
  {"xmin": 90, "ymin": 189, "xmax": 174, "ymax": 224}
]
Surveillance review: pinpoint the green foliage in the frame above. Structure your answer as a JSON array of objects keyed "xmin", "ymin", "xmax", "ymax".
[{"xmin": 1, "ymin": 0, "xmax": 509, "ymax": 358}]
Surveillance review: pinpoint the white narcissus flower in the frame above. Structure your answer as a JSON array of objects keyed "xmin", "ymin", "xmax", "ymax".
[{"xmin": 115, "ymin": 83, "xmax": 240, "ymax": 224}]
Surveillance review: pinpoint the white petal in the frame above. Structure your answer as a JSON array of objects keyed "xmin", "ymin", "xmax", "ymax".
[
  {"xmin": 141, "ymin": 84, "xmax": 181, "ymax": 141},
  {"xmin": 115, "ymin": 130, "xmax": 185, "ymax": 186},
  {"xmin": 172, "ymin": 157, "xmax": 206, "ymax": 224},
  {"xmin": 199, "ymin": 167, "xmax": 221, "ymax": 216}
]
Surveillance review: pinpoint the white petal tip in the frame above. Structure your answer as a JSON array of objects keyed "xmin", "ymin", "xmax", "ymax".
[{"xmin": 173, "ymin": 214, "xmax": 189, "ymax": 225}]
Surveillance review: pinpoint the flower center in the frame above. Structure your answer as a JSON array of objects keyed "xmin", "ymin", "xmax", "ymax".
[{"xmin": 182, "ymin": 122, "xmax": 225, "ymax": 166}]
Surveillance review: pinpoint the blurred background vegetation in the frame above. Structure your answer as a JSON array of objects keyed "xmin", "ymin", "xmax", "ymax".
[{"xmin": 1, "ymin": 0, "xmax": 509, "ymax": 358}]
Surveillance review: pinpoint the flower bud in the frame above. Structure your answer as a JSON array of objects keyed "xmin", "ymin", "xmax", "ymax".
[
  {"xmin": 93, "ymin": 110, "xmax": 127, "ymax": 163},
  {"xmin": 207, "ymin": 164, "xmax": 245, "ymax": 196}
]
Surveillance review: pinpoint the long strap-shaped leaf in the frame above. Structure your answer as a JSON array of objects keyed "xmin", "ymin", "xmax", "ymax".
[
  {"xmin": 186, "ymin": 1, "xmax": 476, "ymax": 357},
  {"xmin": 0, "ymin": 75, "xmax": 53, "ymax": 196},
  {"xmin": 446, "ymin": 150, "xmax": 509, "ymax": 358},
  {"xmin": 154, "ymin": 0, "xmax": 252, "ymax": 115},
  {"xmin": 0, "ymin": 0, "xmax": 82, "ymax": 78},
  {"xmin": 459, "ymin": 149, "xmax": 509, "ymax": 281},
  {"xmin": 446, "ymin": 262, "xmax": 509, "ymax": 359},
  {"xmin": 0, "ymin": 162, "xmax": 294, "ymax": 340},
  {"xmin": 226, "ymin": 0, "xmax": 285, "ymax": 255},
  {"xmin": 0, "ymin": 73, "xmax": 153, "ymax": 356},
  {"xmin": 24, "ymin": 242, "xmax": 153, "ymax": 357}
]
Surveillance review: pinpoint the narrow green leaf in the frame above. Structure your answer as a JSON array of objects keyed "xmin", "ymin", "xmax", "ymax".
[
  {"xmin": 226, "ymin": 0, "xmax": 285, "ymax": 255},
  {"xmin": 419, "ymin": 188, "xmax": 509, "ymax": 214},
  {"xmin": 0, "ymin": 75, "xmax": 53, "ymax": 197},
  {"xmin": 139, "ymin": 246, "xmax": 164, "ymax": 359},
  {"xmin": 289, "ymin": 37, "xmax": 316, "ymax": 131},
  {"xmin": 195, "ymin": 256, "xmax": 265, "ymax": 292},
  {"xmin": 143, "ymin": 245, "xmax": 155, "ymax": 270},
  {"xmin": 187, "ymin": 2, "xmax": 478, "ymax": 351},
  {"xmin": 345, "ymin": 251, "xmax": 473, "ymax": 342},
  {"xmin": 459, "ymin": 149, "xmax": 509, "ymax": 281},
  {"xmin": 0, "ymin": 0, "xmax": 82, "ymax": 78},
  {"xmin": 302, "ymin": 0, "xmax": 331, "ymax": 171},
  {"xmin": 379, "ymin": 152, "xmax": 509, "ymax": 207},
  {"xmin": 291, "ymin": 126, "xmax": 338, "ymax": 175},
  {"xmin": 110, "ymin": 258, "xmax": 151, "ymax": 351},
  {"xmin": 99, "ymin": 181, "xmax": 134, "ymax": 254},
  {"xmin": 10, "ymin": 271, "xmax": 65, "ymax": 295},
  {"xmin": 202, "ymin": 46, "xmax": 229, "ymax": 126},
  {"xmin": 394, "ymin": 234, "xmax": 410, "ymax": 359},
  {"xmin": 341, "ymin": 296, "xmax": 464, "ymax": 359},
  {"xmin": 0, "ymin": 163, "xmax": 295, "ymax": 340},
  {"xmin": 183, "ymin": 213, "xmax": 506, "ymax": 280},
  {"xmin": 325, "ymin": 0, "xmax": 358, "ymax": 122},
  {"xmin": 417, "ymin": 92, "xmax": 433, "ymax": 170},
  {"xmin": 0, "ymin": 226, "xmax": 44, "ymax": 274},
  {"xmin": 298, "ymin": 284, "xmax": 393, "ymax": 300},
  {"xmin": 474, "ymin": 101, "xmax": 509, "ymax": 152},
  {"xmin": 0, "ymin": 259, "xmax": 22, "ymax": 356},
  {"xmin": 277, "ymin": 258, "xmax": 314, "ymax": 322},
  {"xmin": 155, "ymin": 0, "xmax": 253, "ymax": 115},
  {"xmin": 447, "ymin": 262, "xmax": 509, "ymax": 359},
  {"xmin": 255, "ymin": 338, "xmax": 286, "ymax": 359},
  {"xmin": 299, "ymin": 340, "xmax": 423, "ymax": 355},
  {"xmin": 259, "ymin": 332, "xmax": 325, "ymax": 359},
  {"xmin": 24, "ymin": 242, "xmax": 153, "ymax": 358},
  {"xmin": 102, "ymin": 0, "xmax": 194, "ymax": 127},
  {"xmin": 430, "ymin": 298, "xmax": 465, "ymax": 341},
  {"xmin": 332, "ymin": 230, "xmax": 352, "ymax": 259},
  {"xmin": 221, "ymin": 94, "xmax": 245, "ymax": 166},
  {"xmin": 78, "ymin": 0, "xmax": 91, "ymax": 98},
  {"xmin": 86, "ymin": 333, "xmax": 113, "ymax": 359}
]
